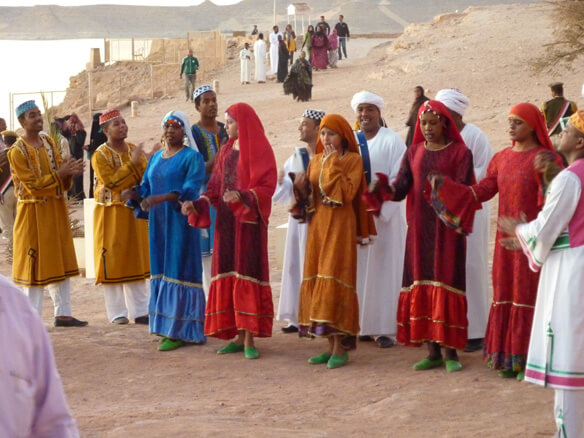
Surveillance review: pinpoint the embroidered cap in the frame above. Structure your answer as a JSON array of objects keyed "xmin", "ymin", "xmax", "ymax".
[
  {"xmin": 99, "ymin": 109, "xmax": 122, "ymax": 126},
  {"xmin": 16, "ymin": 100, "xmax": 37, "ymax": 118},
  {"xmin": 569, "ymin": 110, "xmax": 584, "ymax": 135},
  {"xmin": 193, "ymin": 85, "xmax": 214, "ymax": 101},
  {"xmin": 302, "ymin": 109, "xmax": 326, "ymax": 122}
]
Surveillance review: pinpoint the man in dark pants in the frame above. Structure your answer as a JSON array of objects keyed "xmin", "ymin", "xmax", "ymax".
[{"xmin": 334, "ymin": 15, "xmax": 350, "ymax": 60}]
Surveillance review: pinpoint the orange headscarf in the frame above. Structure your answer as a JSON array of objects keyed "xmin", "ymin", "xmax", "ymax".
[
  {"xmin": 509, "ymin": 102, "xmax": 554, "ymax": 151},
  {"xmin": 225, "ymin": 103, "xmax": 277, "ymax": 225},
  {"xmin": 317, "ymin": 114, "xmax": 376, "ymax": 240}
]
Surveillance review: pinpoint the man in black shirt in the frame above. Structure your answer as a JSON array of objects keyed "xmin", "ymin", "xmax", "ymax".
[
  {"xmin": 316, "ymin": 15, "xmax": 330, "ymax": 35},
  {"xmin": 334, "ymin": 15, "xmax": 350, "ymax": 60}
]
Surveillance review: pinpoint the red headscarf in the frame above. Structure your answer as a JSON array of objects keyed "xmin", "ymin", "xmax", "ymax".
[
  {"xmin": 317, "ymin": 114, "xmax": 376, "ymax": 240},
  {"xmin": 225, "ymin": 102, "xmax": 277, "ymax": 225},
  {"xmin": 411, "ymin": 99, "xmax": 464, "ymax": 146},
  {"xmin": 508, "ymin": 102, "xmax": 554, "ymax": 151}
]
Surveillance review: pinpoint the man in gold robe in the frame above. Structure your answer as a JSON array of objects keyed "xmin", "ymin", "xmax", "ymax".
[{"xmin": 8, "ymin": 100, "xmax": 87, "ymax": 326}]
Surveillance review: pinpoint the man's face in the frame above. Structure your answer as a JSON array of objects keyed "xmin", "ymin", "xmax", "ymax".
[
  {"xmin": 189, "ymin": 50, "xmax": 193, "ymax": 56},
  {"xmin": 274, "ymin": 26, "xmax": 279, "ymax": 33},
  {"xmin": 320, "ymin": 16, "xmax": 325, "ymax": 22},
  {"xmin": 356, "ymin": 104, "xmax": 381, "ymax": 133},
  {"xmin": 19, "ymin": 107, "xmax": 43, "ymax": 133},
  {"xmin": 0, "ymin": 119, "xmax": 6, "ymax": 132},
  {"xmin": 103, "ymin": 117, "xmax": 128, "ymax": 142},
  {"xmin": 339, "ymin": 15, "xmax": 343, "ymax": 22},
  {"xmin": 558, "ymin": 122, "xmax": 584, "ymax": 157},
  {"xmin": 197, "ymin": 91, "xmax": 218, "ymax": 119},
  {"xmin": 298, "ymin": 117, "xmax": 319, "ymax": 143}
]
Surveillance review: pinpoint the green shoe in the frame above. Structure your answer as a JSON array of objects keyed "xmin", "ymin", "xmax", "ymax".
[
  {"xmin": 413, "ymin": 357, "xmax": 444, "ymax": 371},
  {"xmin": 445, "ymin": 359, "xmax": 463, "ymax": 372},
  {"xmin": 327, "ymin": 351, "xmax": 349, "ymax": 369},
  {"xmin": 308, "ymin": 352, "xmax": 332, "ymax": 365},
  {"xmin": 245, "ymin": 347, "xmax": 259, "ymax": 359},
  {"xmin": 158, "ymin": 338, "xmax": 184, "ymax": 351},
  {"xmin": 217, "ymin": 342, "xmax": 245, "ymax": 354},
  {"xmin": 498, "ymin": 369, "xmax": 518, "ymax": 378},
  {"xmin": 516, "ymin": 371, "xmax": 525, "ymax": 381}
]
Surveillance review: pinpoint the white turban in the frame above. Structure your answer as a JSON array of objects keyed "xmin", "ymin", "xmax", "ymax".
[
  {"xmin": 351, "ymin": 91, "xmax": 385, "ymax": 113},
  {"xmin": 434, "ymin": 88, "xmax": 470, "ymax": 117}
]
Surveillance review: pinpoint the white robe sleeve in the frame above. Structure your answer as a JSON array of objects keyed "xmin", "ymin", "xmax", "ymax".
[
  {"xmin": 379, "ymin": 134, "xmax": 407, "ymax": 223},
  {"xmin": 516, "ymin": 170, "xmax": 581, "ymax": 271},
  {"xmin": 272, "ymin": 154, "xmax": 296, "ymax": 205}
]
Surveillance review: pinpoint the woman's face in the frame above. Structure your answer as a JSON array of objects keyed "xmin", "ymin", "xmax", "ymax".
[
  {"xmin": 419, "ymin": 112, "xmax": 445, "ymax": 143},
  {"xmin": 225, "ymin": 114, "xmax": 238, "ymax": 139},
  {"xmin": 308, "ymin": 25, "xmax": 314, "ymax": 32},
  {"xmin": 320, "ymin": 126, "xmax": 344, "ymax": 153},
  {"xmin": 163, "ymin": 121, "xmax": 184, "ymax": 147},
  {"xmin": 508, "ymin": 117, "xmax": 534, "ymax": 143}
]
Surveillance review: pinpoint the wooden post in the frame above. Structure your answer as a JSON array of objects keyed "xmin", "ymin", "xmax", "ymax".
[{"xmin": 87, "ymin": 71, "xmax": 93, "ymax": 121}]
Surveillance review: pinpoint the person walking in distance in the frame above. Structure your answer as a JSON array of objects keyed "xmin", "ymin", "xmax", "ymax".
[{"xmin": 180, "ymin": 49, "xmax": 200, "ymax": 102}]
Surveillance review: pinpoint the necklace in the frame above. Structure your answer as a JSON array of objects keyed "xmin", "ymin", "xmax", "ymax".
[
  {"xmin": 162, "ymin": 145, "xmax": 184, "ymax": 158},
  {"xmin": 424, "ymin": 141, "xmax": 452, "ymax": 151}
]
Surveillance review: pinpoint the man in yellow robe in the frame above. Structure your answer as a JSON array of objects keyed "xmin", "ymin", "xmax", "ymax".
[
  {"xmin": 8, "ymin": 100, "xmax": 87, "ymax": 326},
  {"xmin": 92, "ymin": 109, "xmax": 150, "ymax": 325}
]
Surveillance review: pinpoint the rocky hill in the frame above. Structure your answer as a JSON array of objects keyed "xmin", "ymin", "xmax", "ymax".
[{"xmin": 0, "ymin": 0, "xmax": 543, "ymax": 39}]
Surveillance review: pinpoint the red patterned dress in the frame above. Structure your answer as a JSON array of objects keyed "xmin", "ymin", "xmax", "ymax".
[
  {"xmin": 474, "ymin": 146, "xmax": 550, "ymax": 371},
  {"xmin": 393, "ymin": 140, "xmax": 474, "ymax": 350}
]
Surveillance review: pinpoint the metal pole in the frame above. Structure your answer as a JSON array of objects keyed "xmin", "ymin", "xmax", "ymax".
[{"xmin": 273, "ymin": 0, "xmax": 276, "ymax": 25}]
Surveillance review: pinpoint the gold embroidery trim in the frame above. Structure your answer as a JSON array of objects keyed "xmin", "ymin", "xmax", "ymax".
[
  {"xmin": 400, "ymin": 280, "xmax": 465, "ymax": 296},
  {"xmin": 210, "ymin": 271, "xmax": 271, "ymax": 287}
]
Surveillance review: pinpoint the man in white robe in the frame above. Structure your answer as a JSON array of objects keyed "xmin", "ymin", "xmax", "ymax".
[
  {"xmin": 239, "ymin": 43, "xmax": 251, "ymax": 84},
  {"xmin": 436, "ymin": 88, "xmax": 493, "ymax": 352},
  {"xmin": 253, "ymin": 34, "xmax": 267, "ymax": 83},
  {"xmin": 351, "ymin": 91, "xmax": 407, "ymax": 348},
  {"xmin": 500, "ymin": 110, "xmax": 584, "ymax": 438},
  {"xmin": 269, "ymin": 26, "xmax": 283, "ymax": 75},
  {"xmin": 273, "ymin": 109, "xmax": 324, "ymax": 332}
]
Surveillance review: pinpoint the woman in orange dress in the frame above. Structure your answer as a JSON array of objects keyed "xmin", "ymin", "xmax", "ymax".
[{"xmin": 293, "ymin": 114, "xmax": 375, "ymax": 369}]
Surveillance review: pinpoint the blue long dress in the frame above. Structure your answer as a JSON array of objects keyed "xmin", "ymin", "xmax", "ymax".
[{"xmin": 138, "ymin": 147, "xmax": 206, "ymax": 342}]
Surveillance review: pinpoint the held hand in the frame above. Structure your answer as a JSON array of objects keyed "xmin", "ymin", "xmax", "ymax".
[
  {"xmin": 181, "ymin": 200, "xmax": 195, "ymax": 216},
  {"xmin": 534, "ymin": 150, "xmax": 556, "ymax": 173},
  {"xmin": 131, "ymin": 143, "xmax": 145, "ymax": 165},
  {"xmin": 223, "ymin": 190, "xmax": 240, "ymax": 203},
  {"xmin": 427, "ymin": 172, "xmax": 444, "ymax": 190},
  {"xmin": 500, "ymin": 236, "xmax": 521, "ymax": 251},
  {"xmin": 293, "ymin": 172, "xmax": 307, "ymax": 190},
  {"xmin": 498, "ymin": 212, "xmax": 527, "ymax": 236},
  {"xmin": 140, "ymin": 197, "xmax": 151, "ymax": 211},
  {"xmin": 121, "ymin": 188, "xmax": 137, "ymax": 201}
]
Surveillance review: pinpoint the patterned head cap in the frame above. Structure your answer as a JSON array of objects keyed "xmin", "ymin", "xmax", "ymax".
[
  {"xmin": 302, "ymin": 109, "xmax": 326, "ymax": 122},
  {"xmin": 193, "ymin": 85, "xmax": 214, "ymax": 101},
  {"xmin": 16, "ymin": 100, "xmax": 37, "ymax": 118},
  {"xmin": 569, "ymin": 110, "xmax": 584, "ymax": 135},
  {"xmin": 99, "ymin": 109, "xmax": 122, "ymax": 126}
]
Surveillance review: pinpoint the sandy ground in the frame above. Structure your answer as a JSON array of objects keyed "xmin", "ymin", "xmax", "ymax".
[{"xmin": 4, "ymin": 3, "xmax": 583, "ymax": 436}]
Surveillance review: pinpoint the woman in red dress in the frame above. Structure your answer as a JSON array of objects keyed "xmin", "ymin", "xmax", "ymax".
[
  {"xmin": 182, "ymin": 103, "xmax": 277, "ymax": 360},
  {"xmin": 364, "ymin": 100, "xmax": 475, "ymax": 372},
  {"xmin": 428, "ymin": 102, "xmax": 562, "ymax": 380}
]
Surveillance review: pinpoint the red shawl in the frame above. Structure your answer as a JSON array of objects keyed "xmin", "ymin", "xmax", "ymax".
[
  {"xmin": 225, "ymin": 103, "xmax": 277, "ymax": 224},
  {"xmin": 411, "ymin": 99, "xmax": 465, "ymax": 146},
  {"xmin": 317, "ymin": 113, "xmax": 376, "ymax": 240},
  {"xmin": 509, "ymin": 102, "xmax": 554, "ymax": 151}
]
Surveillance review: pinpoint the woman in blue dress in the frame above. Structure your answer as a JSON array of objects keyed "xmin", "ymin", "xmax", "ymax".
[{"xmin": 127, "ymin": 110, "xmax": 206, "ymax": 351}]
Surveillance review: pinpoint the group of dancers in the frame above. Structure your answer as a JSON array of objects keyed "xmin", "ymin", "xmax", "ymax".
[{"xmin": 8, "ymin": 82, "xmax": 584, "ymax": 436}]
